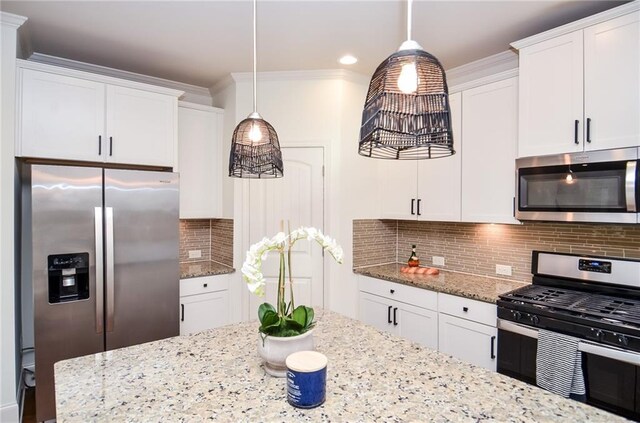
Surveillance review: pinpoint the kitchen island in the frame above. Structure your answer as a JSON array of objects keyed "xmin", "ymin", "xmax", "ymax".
[{"xmin": 55, "ymin": 311, "xmax": 624, "ymax": 422}]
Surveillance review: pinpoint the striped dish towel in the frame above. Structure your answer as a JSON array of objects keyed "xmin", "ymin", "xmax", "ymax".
[{"xmin": 536, "ymin": 329, "xmax": 586, "ymax": 400}]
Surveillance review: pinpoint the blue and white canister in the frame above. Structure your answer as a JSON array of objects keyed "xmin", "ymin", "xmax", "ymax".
[{"xmin": 285, "ymin": 351, "xmax": 328, "ymax": 409}]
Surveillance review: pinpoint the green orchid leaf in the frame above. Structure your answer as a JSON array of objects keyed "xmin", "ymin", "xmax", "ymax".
[
  {"xmin": 258, "ymin": 303, "xmax": 276, "ymax": 324},
  {"xmin": 260, "ymin": 310, "xmax": 280, "ymax": 331},
  {"xmin": 304, "ymin": 306, "xmax": 315, "ymax": 328},
  {"xmin": 283, "ymin": 317, "xmax": 303, "ymax": 330},
  {"xmin": 291, "ymin": 306, "xmax": 307, "ymax": 327}
]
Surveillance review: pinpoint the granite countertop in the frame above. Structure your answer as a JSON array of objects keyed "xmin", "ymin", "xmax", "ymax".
[
  {"xmin": 354, "ymin": 263, "xmax": 529, "ymax": 303},
  {"xmin": 180, "ymin": 260, "xmax": 235, "ymax": 279},
  {"xmin": 54, "ymin": 310, "xmax": 624, "ymax": 422}
]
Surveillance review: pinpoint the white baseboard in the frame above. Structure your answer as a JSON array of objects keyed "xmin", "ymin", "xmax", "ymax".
[{"xmin": 0, "ymin": 401, "xmax": 19, "ymax": 423}]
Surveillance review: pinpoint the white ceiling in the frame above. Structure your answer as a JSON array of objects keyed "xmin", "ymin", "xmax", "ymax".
[{"xmin": 1, "ymin": 1, "xmax": 629, "ymax": 88}]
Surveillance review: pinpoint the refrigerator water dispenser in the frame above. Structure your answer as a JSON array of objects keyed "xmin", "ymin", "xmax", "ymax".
[{"xmin": 47, "ymin": 253, "xmax": 90, "ymax": 303}]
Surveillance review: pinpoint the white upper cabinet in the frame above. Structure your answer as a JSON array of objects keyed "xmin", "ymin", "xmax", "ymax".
[
  {"xmin": 19, "ymin": 69, "xmax": 106, "ymax": 162},
  {"xmin": 517, "ymin": 32, "xmax": 584, "ymax": 157},
  {"xmin": 106, "ymin": 85, "xmax": 177, "ymax": 167},
  {"xmin": 461, "ymin": 77, "xmax": 518, "ymax": 224},
  {"xmin": 16, "ymin": 61, "xmax": 183, "ymax": 168},
  {"xmin": 583, "ymin": 12, "xmax": 640, "ymax": 151},
  {"xmin": 416, "ymin": 92, "xmax": 462, "ymax": 222},
  {"xmin": 379, "ymin": 93, "xmax": 461, "ymax": 222},
  {"xmin": 178, "ymin": 103, "xmax": 224, "ymax": 219},
  {"xmin": 514, "ymin": 5, "xmax": 640, "ymax": 157}
]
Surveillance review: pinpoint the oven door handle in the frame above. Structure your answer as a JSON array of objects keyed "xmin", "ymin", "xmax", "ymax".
[
  {"xmin": 498, "ymin": 319, "xmax": 640, "ymax": 366},
  {"xmin": 625, "ymin": 161, "xmax": 637, "ymax": 213}
]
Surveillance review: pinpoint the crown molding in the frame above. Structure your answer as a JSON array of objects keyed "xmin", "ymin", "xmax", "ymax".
[
  {"xmin": 449, "ymin": 69, "xmax": 518, "ymax": 94},
  {"xmin": 0, "ymin": 11, "xmax": 27, "ymax": 28},
  {"xmin": 178, "ymin": 100, "xmax": 223, "ymax": 114},
  {"xmin": 26, "ymin": 53, "xmax": 213, "ymax": 103},
  {"xmin": 209, "ymin": 74, "xmax": 236, "ymax": 97},
  {"xmin": 512, "ymin": 1, "xmax": 640, "ymax": 50},
  {"xmin": 446, "ymin": 50, "xmax": 518, "ymax": 89}
]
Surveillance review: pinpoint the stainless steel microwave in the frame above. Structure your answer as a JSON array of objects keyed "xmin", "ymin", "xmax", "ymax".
[{"xmin": 516, "ymin": 147, "xmax": 639, "ymax": 224}]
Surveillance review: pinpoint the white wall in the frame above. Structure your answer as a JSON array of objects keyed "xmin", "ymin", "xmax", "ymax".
[
  {"xmin": 213, "ymin": 70, "xmax": 379, "ymax": 320},
  {"xmin": 1, "ymin": 12, "xmax": 27, "ymax": 423}
]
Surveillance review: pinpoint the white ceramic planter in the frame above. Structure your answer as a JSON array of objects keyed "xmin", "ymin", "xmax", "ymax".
[{"xmin": 257, "ymin": 330, "xmax": 315, "ymax": 377}]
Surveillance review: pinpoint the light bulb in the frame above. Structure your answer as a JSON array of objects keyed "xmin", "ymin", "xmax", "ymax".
[
  {"xmin": 566, "ymin": 172, "xmax": 575, "ymax": 184},
  {"xmin": 248, "ymin": 123, "xmax": 262, "ymax": 143},
  {"xmin": 397, "ymin": 63, "xmax": 418, "ymax": 94}
]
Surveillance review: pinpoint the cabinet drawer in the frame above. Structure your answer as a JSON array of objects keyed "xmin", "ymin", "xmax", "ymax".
[
  {"xmin": 359, "ymin": 276, "xmax": 437, "ymax": 310},
  {"xmin": 438, "ymin": 293, "xmax": 497, "ymax": 327},
  {"xmin": 180, "ymin": 275, "xmax": 228, "ymax": 297}
]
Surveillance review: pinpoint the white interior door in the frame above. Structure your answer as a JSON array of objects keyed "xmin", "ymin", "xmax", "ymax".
[{"xmin": 248, "ymin": 147, "xmax": 324, "ymax": 318}]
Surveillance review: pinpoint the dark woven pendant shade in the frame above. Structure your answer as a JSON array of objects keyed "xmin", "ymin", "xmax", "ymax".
[
  {"xmin": 229, "ymin": 115, "xmax": 283, "ymax": 178},
  {"xmin": 359, "ymin": 49, "xmax": 455, "ymax": 160}
]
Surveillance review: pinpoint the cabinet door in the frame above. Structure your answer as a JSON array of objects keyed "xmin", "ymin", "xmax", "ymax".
[
  {"xmin": 378, "ymin": 160, "xmax": 418, "ymax": 220},
  {"xmin": 19, "ymin": 69, "xmax": 105, "ymax": 161},
  {"xmin": 518, "ymin": 32, "xmax": 584, "ymax": 157},
  {"xmin": 584, "ymin": 12, "xmax": 640, "ymax": 151},
  {"xmin": 438, "ymin": 313, "xmax": 497, "ymax": 371},
  {"xmin": 461, "ymin": 77, "xmax": 518, "ymax": 224},
  {"xmin": 180, "ymin": 291, "xmax": 229, "ymax": 335},
  {"xmin": 396, "ymin": 302, "xmax": 438, "ymax": 350},
  {"xmin": 416, "ymin": 92, "xmax": 462, "ymax": 222},
  {"xmin": 359, "ymin": 291, "xmax": 395, "ymax": 335},
  {"xmin": 178, "ymin": 105, "xmax": 222, "ymax": 218},
  {"xmin": 106, "ymin": 85, "xmax": 176, "ymax": 167}
]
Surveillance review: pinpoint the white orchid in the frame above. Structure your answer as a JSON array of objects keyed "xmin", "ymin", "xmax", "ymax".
[{"xmin": 242, "ymin": 227, "xmax": 344, "ymax": 298}]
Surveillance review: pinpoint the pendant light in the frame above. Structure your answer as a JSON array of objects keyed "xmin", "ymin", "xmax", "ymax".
[
  {"xmin": 229, "ymin": 0, "xmax": 283, "ymax": 178},
  {"xmin": 358, "ymin": 0, "xmax": 455, "ymax": 160}
]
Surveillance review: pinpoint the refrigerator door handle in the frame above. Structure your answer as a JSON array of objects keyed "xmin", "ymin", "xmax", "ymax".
[
  {"xmin": 94, "ymin": 207, "xmax": 104, "ymax": 334},
  {"xmin": 105, "ymin": 207, "xmax": 115, "ymax": 332}
]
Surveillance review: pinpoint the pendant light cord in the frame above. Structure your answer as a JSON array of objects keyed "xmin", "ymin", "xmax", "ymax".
[
  {"xmin": 407, "ymin": 0, "xmax": 412, "ymax": 41},
  {"xmin": 253, "ymin": 0, "xmax": 257, "ymax": 113}
]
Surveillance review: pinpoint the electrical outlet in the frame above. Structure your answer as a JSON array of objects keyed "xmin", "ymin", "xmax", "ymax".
[
  {"xmin": 188, "ymin": 250, "xmax": 202, "ymax": 259},
  {"xmin": 432, "ymin": 256, "xmax": 445, "ymax": 266},
  {"xmin": 496, "ymin": 264, "xmax": 512, "ymax": 276}
]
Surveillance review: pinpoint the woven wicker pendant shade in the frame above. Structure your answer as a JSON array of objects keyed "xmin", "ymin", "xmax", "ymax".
[
  {"xmin": 359, "ymin": 0, "xmax": 454, "ymax": 160},
  {"xmin": 229, "ymin": 115, "xmax": 283, "ymax": 178},
  {"xmin": 228, "ymin": 0, "xmax": 283, "ymax": 179}
]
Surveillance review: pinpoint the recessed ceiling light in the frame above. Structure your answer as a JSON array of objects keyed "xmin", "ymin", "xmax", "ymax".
[{"xmin": 339, "ymin": 55, "xmax": 358, "ymax": 65}]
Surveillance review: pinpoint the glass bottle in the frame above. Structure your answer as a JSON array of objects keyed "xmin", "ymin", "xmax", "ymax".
[{"xmin": 407, "ymin": 245, "xmax": 420, "ymax": 267}]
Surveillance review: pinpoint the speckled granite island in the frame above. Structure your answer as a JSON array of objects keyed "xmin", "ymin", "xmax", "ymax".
[
  {"xmin": 355, "ymin": 263, "xmax": 529, "ymax": 303},
  {"xmin": 55, "ymin": 311, "xmax": 624, "ymax": 422}
]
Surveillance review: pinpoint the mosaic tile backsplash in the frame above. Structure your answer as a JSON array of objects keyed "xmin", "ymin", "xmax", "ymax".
[
  {"xmin": 353, "ymin": 219, "xmax": 640, "ymax": 282},
  {"xmin": 179, "ymin": 219, "xmax": 233, "ymax": 266}
]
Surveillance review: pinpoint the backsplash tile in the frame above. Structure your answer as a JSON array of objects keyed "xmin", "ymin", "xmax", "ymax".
[
  {"xmin": 179, "ymin": 219, "xmax": 233, "ymax": 266},
  {"xmin": 352, "ymin": 219, "xmax": 397, "ymax": 267},
  {"xmin": 353, "ymin": 219, "xmax": 640, "ymax": 282}
]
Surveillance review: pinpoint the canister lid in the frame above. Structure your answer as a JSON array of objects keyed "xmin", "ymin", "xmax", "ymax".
[{"xmin": 286, "ymin": 351, "xmax": 328, "ymax": 373}]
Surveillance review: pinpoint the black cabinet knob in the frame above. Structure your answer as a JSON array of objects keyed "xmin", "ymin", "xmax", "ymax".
[
  {"xmin": 390, "ymin": 289, "xmax": 395, "ymax": 294},
  {"xmin": 204, "ymin": 283, "xmax": 208, "ymax": 288},
  {"xmin": 463, "ymin": 307, "xmax": 469, "ymax": 312}
]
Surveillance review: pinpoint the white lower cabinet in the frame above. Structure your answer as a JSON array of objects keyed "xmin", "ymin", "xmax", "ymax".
[
  {"xmin": 438, "ymin": 313, "xmax": 497, "ymax": 371},
  {"xmin": 359, "ymin": 277, "xmax": 438, "ymax": 350},
  {"xmin": 179, "ymin": 275, "xmax": 229, "ymax": 335}
]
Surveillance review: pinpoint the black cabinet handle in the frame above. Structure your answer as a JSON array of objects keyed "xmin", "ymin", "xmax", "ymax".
[
  {"xmin": 512, "ymin": 197, "xmax": 516, "ymax": 217},
  {"xmin": 393, "ymin": 307, "xmax": 398, "ymax": 326},
  {"xmin": 109, "ymin": 136, "xmax": 113, "ymax": 156},
  {"xmin": 411, "ymin": 199, "xmax": 415, "ymax": 215},
  {"xmin": 574, "ymin": 120, "xmax": 579, "ymax": 144},
  {"xmin": 390, "ymin": 289, "xmax": 395, "ymax": 294},
  {"xmin": 387, "ymin": 305, "xmax": 392, "ymax": 324},
  {"xmin": 417, "ymin": 199, "xmax": 421, "ymax": 216},
  {"xmin": 586, "ymin": 118, "xmax": 592, "ymax": 143},
  {"xmin": 490, "ymin": 335, "xmax": 496, "ymax": 359},
  {"xmin": 463, "ymin": 306, "xmax": 469, "ymax": 312},
  {"xmin": 98, "ymin": 135, "xmax": 102, "ymax": 155},
  {"xmin": 181, "ymin": 304, "xmax": 185, "ymax": 322}
]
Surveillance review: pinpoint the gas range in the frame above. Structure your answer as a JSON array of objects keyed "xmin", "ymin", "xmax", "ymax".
[{"xmin": 498, "ymin": 251, "xmax": 640, "ymax": 353}]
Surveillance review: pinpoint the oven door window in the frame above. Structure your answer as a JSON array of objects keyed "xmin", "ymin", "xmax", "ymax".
[{"xmin": 519, "ymin": 161, "xmax": 630, "ymax": 212}]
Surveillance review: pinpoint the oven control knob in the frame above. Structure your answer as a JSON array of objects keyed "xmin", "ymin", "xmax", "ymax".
[
  {"xmin": 617, "ymin": 334, "xmax": 629, "ymax": 346},
  {"xmin": 594, "ymin": 329, "xmax": 604, "ymax": 341},
  {"xmin": 513, "ymin": 311, "xmax": 522, "ymax": 320},
  {"xmin": 531, "ymin": 315, "xmax": 540, "ymax": 325}
]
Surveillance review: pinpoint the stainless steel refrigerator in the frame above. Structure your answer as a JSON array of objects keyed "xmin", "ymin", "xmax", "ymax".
[{"xmin": 24, "ymin": 164, "xmax": 179, "ymax": 422}]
